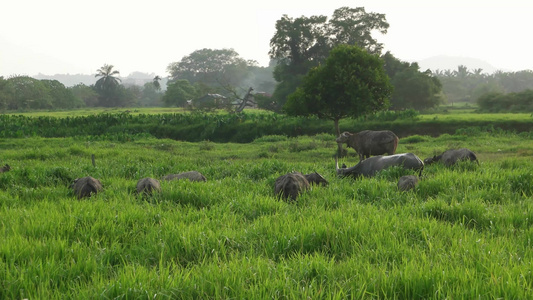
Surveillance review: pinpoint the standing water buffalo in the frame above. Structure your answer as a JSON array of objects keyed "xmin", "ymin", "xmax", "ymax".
[
  {"xmin": 336, "ymin": 153, "xmax": 424, "ymax": 178},
  {"xmin": 274, "ymin": 172, "xmax": 310, "ymax": 201},
  {"xmin": 136, "ymin": 177, "xmax": 161, "ymax": 195},
  {"xmin": 71, "ymin": 176, "xmax": 103, "ymax": 199},
  {"xmin": 162, "ymin": 171, "xmax": 207, "ymax": 182},
  {"xmin": 336, "ymin": 130, "xmax": 399, "ymax": 161},
  {"xmin": 424, "ymin": 148, "xmax": 478, "ymax": 167}
]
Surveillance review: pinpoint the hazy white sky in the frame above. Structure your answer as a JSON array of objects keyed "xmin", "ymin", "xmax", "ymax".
[{"xmin": 1, "ymin": 0, "xmax": 532, "ymax": 77}]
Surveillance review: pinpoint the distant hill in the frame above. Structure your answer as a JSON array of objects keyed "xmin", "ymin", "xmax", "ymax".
[
  {"xmin": 33, "ymin": 73, "xmax": 97, "ymax": 87},
  {"xmin": 414, "ymin": 55, "xmax": 500, "ymax": 74}
]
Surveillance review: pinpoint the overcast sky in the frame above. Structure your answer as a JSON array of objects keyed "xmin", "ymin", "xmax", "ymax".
[{"xmin": 1, "ymin": 0, "xmax": 532, "ymax": 77}]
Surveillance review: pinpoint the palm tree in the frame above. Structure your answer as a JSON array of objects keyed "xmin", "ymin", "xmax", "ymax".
[
  {"xmin": 94, "ymin": 64, "xmax": 121, "ymax": 106},
  {"xmin": 95, "ymin": 64, "xmax": 121, "ymax": 92},
  {"xmin": 152, "ymin": 75, "xmax": 162, "ymax": 91}
]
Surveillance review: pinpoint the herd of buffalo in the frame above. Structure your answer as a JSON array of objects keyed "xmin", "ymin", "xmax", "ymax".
[
  {"xmin": 276, "ymin": 130, "xmax": 478, "ymax": 201},
  {"xmin": 0, "ymin": 130, "xmax": 479, "ymax": 201}
]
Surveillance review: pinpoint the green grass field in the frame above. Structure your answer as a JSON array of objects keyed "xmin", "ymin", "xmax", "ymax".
[{"xmin": 1, "ymin": 124, "xmax": 533, "ymax": 298}]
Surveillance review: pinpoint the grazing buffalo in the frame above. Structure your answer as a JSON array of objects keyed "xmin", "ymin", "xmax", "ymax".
[
  {"xmin": 397, "ymin": 175, "xmax": 419, "ymax": 191},
  {"xmin": 336, "ymin": 153, "xmax": 424, "ymax": 178},
  {"xmin": 136, "ymin": 177, "xmax": 161, "ymax": 195},
  {"xmin": 304, "ymin": 172, "xmax": 328, "ymax": 186},
  {"xmin": 424, "ymin": 148, "xmax": 478, "ymax": 167},
  {"xmin": 274, "ymin": 172, "xmax": 310, "ymax": 201},
  {"xmin": 336, "ymin": 130, "xmax": 399, "ymax": 161},
  {"xmin": 71, "ymin": 176, "xmax": 103, "ymax": 199},
  {"xmin": 0, "ymin": 164, "xmax": 10, "ymax": 173},
  {"xmin": 162, "ymin": 171, "xmax": 207, "ymax": 182}
]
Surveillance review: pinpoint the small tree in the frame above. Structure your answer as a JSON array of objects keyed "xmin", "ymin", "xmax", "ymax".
[
  {"xmin": 285, "ymin": 44, "xmax": 393, "ymax": 151},
  {"xmin": 152, "ymin": 75, "xmax": 162, "ymax": 91},
  {"xmin": 162, "ymin": 79, "xmax": 197, "ymax": 107}
]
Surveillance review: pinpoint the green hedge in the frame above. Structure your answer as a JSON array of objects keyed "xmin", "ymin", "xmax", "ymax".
[{"xmin": 1, "ymin": 111, "xmax": 532, "ymax": 142}]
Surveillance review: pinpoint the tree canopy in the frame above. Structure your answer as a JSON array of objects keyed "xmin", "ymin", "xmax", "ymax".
[
  {"xmin": 95, "ymin": 64, "xmax": 123, "ymax": 106},
  {"xmin": 0, "ymin": 76, "xmax": 82, "ymax": 110},
  {"xmin": 269, "ymin": 6, "xmax": 389, "ymax": 110},
  {"xmin": 381, "ymin": 52, "xmax": 444, "ymax": 110},
  {"xmin": 284, "ymin": 44, "xmax": 393, "ymax": 136},
  {"xmin": 167, "ymin": 48, "xmax": 255, "ymax": 88},
  {"xmin": 162, "ymin": 79, "xmax": 198, "ymax": 107}
]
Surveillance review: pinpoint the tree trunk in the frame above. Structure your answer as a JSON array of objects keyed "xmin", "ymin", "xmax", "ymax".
[{"xmin": 235, "ymin": 87, "xmax": 254, "ymax": 113}]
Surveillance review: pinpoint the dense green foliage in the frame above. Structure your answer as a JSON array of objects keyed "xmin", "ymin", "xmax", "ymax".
[
  {"xmin": 382, "ymin": 52, "xmax": 444, "ymax": 110},
  {"xmin": 167, "ymin": 49, "xmax": 250, "ymax": 86},
  {"xmin": 0, "ymin": 76, "xmax": 83, "ymax": 110},
  {"xmin": 165, "ymin": 48, "xmax": 276, "ymax": 108},
  {"xmin": 477, "ymin": 89, "xmax": 533, "ymax": 112},
  {"xmin": 435, "ymin": 67, "xmax": 533, "ymax": 105},
  {"xmin": 1, "ymin": 127, "xmax": 533, "ymax": 298},
  {"xmin": 268, "ymin": 7, "xmax": 389, "ymax": 110},
  {"xmin": 162, "ymin": 80, "xmax": 198, "ymax": 107},
  {"xmin": 1, "ymin": 110, "xmax": 533, "ymax": 143},
  {"xmin": 285, "ymin": 45, "xmax": 393, "ymax": 135}
]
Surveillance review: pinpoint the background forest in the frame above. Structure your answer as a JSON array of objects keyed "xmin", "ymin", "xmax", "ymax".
[{"xmin": 1, "ymin": 6, "xmax": 532, "ymax": 113}]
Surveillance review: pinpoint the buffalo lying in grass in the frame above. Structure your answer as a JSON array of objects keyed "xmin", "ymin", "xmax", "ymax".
[
  {"xmin": 336, "ymin": 153, "xmax": 424, "ymax": 178},
  {"xmin": 71, "ymin": 176, "xmax": 103, "ymax": 199},
  {"xmin": 136, "ymin": 177, "xmax": 161, "ymax": 195},
  {"xmin": 397, "ymin": 175, "xmax": 419, "ymax": 191},
  {"xmin": 424, "ymin": 148, "xmax": 478, "ymax": 167},
  {"xmin": 0, "ymin": 164, "xmax": 10, "ymax": 173},
  {"xmin": 336, "ymin": 130, "xmax": 399, "ymax": 162},
  {"xmin": 162, "ymin": 171, "xmax": 207, "ymax": 182},
  {"xmin": 274, "ymin": 172, "xmax": 310, "ymax": 201}
]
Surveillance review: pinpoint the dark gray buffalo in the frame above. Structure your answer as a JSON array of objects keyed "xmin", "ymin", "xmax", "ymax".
[
  {"xmin": 71, "ymin": 176, "xmax": 103, "ymax": 199},
  {"xmin": 162, "ymin": 171, "xmax": 207, "ymax": 182},
  {"xmin": 336, "ymin": 153, "xmax": 424, "ymax": 178},
  {"xmin": 304, "ymin": 172, "xmax": 328, "ymax": 186},
  {"xmin": 424, "ymin": 148, "xmax": 478, "ymax": 167},
  {"xmin": 0, "ymin": 164, "xmax": 10, "ymax": 173},
  {"xmin": 336, "ymin": 130, "xmax": 399, "ymax": 161},
  {"xmin": 274, "ymin": 172, "xmax": 310, "ymax": 201},
  {"xmin": 136, "ymin": 177, "xmax": 161, "ymax": 195},
  {"xmin": 397, "ymin": 175, "xmax": 419, "ymax": 191}
]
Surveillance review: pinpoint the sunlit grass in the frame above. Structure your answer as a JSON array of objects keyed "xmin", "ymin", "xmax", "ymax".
[{"xmin": 1, "ymin": 131, "xmax": 533, "ymax": 298}]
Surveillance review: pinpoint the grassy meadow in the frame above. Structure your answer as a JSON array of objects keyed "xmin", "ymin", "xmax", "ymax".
[{"xmin": 1, "ymin": 116, "xmax": 533, "ymax": 298}]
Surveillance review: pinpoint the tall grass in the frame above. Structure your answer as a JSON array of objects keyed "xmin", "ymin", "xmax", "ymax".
[{"xmin": 1, "ymin": 131, "xmax": 533, "ymax": 298}]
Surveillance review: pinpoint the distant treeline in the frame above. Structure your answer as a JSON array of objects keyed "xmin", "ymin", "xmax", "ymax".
[
  {"xmin": 477, "ymin": 89, "xmax": 533, "ymax": 112},
  {"xmin": 1, "ymin": 111, "xmax": 532, "ymax": 142},
  {"xmin": 434, "ymin": 67, "xmax": 533, "ymax": 106}
]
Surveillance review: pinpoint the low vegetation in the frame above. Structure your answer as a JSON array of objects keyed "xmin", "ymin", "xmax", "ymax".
[
  {"xmin": 1, "ymin": 109, "xmax": 533, "ymax": 143},
  {"xmin": 1, "ymin": 123, "xmax": 532, "ymax": 298}
]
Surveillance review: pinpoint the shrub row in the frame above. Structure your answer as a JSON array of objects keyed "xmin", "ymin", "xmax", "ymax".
[{"xmin": 1, "ymin": 111, "xmax": 532, "ymax": 142}]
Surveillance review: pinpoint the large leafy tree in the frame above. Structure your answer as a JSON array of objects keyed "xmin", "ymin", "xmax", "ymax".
[
  {"xmin": 269, "ymin": 6, "xmax": 389, "ymax": 109},
  {"xmin": 328, "ymin": 7, "xmax": 389, "ymax": 54},
  {"xmin": 70, "ymin": 83, "xmax": 99, "ymax": 107},
  {"xmin": 95, "ymin": 64, "xmax": 122, "ymax": 106},
  {"xmin": 4, "ymin": 76, "xmax": 53, "ymax": 110},
  {"xmin": 41, "ymin": 80, "xmax": 84, "ymax": 109},
  {"xmin": 285, "ymin": 44, "xmax": 393, "ymax": 138},
  {"xmin": 381, "ymin": 52, "xmax": 444, "ymax": 110},
  {"xmin": 167, "ymin": 48, "xmax": 254, "ymax": 90}
]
